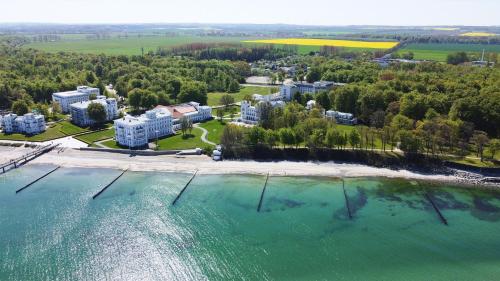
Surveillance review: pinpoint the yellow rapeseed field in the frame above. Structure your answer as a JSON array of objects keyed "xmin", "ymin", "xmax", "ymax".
[
  {"xmin": 243, "ymin": 38, "xmax": 399, "ymax": 49},
  {"xmin": 460, "ymin": 32, "xmax": 497, "ymax": 37}
]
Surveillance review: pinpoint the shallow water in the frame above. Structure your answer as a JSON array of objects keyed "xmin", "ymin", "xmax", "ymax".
[{"xmin": 1, "ymin": 165, "xmax": 500, "ymax": 280}]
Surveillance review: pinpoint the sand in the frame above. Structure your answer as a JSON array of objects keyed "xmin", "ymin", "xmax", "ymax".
[{"xmin": 4, "ymin": 148, "xmax": 462, "ymax": 183}]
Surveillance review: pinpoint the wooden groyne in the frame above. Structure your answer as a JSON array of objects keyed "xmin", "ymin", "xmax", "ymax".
[
  {"xmin": 257, "ymin": 173, "xmax": 270, "ymax": 212},
  {"xmin": 92, "ymin": 169, "xmax": 128, "ymax": 200},
  {"xmin": 171, "ymin": 170, "xmax": 198, "ymax": 206},
  {"xmin": 1, "ymin": 144, "xmax": 59, "ymax": 174},
  {"xmin": 342, "ymin": 179, "xmax": 353, "ymax": 220},
  {"xmin": 15, "ymin": 166, "xmax": 60, "ymax": 194},
  {"xmin": 424, "ymin": 192, "xmax": 448, "ymax": 225}
]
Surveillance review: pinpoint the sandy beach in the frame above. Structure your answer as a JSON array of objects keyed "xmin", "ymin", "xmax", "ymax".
[{"xmin": 0, "ymin": 146, "xmax": 469, "ymax": 183}]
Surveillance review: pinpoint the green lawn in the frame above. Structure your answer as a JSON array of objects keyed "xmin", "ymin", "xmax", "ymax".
[
  {"xmin": 446, "ymin": 156, "xmax": 499, "ymax": 168},
  {"xmin": 25, "ymin": 35, "xmax": 254, "ymax": 56},
  {"xmin": 199, "ymin": 119, "xmax": 227, "ymax": 144},
  {"xmin": 398, "ymin": 43, "xmax": 500, "ymax": 62},
  {"xmin": 101, "ymin": 139, "xmax": 125, "ymax": 149},
  {"xmin": 156, "ymin": 129, "xmax": 209, "ymax": 150},
  {"xmin": 59, "ymin": 121, "xmax": 89, "ymax": 135},
  {"xmin": 0, "ymin": 123, "xmax": 67, "ymax": 142},
  {"xmin": 75, "ymin": 128, "xmax": 115, "ymax": 144},
  {"xmin": 207, "ymin": 86, "xmax": 278, "ymax": 106},
  {"xmin": 0, "ymin": 120, "xmax": 113, "ymax": 142}
]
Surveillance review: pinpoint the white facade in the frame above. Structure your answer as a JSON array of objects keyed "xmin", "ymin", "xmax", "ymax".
[
  {"xmin": 240, "ymin": 100, "xmax": 285, "ymax": 124},
  {"xmin": 52, "ymin": 86, "xmax": 100, "ymax": 113},
  {"xmin": 326, "ymin": 110, "xmax": 358, "ymax": 125},
  {"xmin": 187, "ymin": 102, "xmax": 212, "ymax": 122},
  {"xmin": 306, "ymin": 100, "xmax": 316, "ymax": 110},
  {"xmin": 114, "ymin": 108, "xmax": 173, "ymax": 148},
  {"xmin": 280, "ymin": 81, "xmax": 343, "ymax": 101},
  {"xmin": 240, "ymin": 100, "xmax": 259, "ymax": 124},
  {"xmin": 170, "ymin": 102, "xmax": 212, "ymax": 130},
  {"xmin": 1, "ymin": 113, "xmax": 46, "ymax": 135},
  {"xmin": 70, "ymin": 97, "xmax": 118, "ymax": 127}
]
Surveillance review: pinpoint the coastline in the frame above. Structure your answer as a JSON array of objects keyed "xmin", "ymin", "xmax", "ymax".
[
  {"xmin": 14, "ymin": 147, "xmax": 487, "ymax": 182},
  {"xmin": 1, "ymin": 146, "xmax": 497, "ymax": 188}
]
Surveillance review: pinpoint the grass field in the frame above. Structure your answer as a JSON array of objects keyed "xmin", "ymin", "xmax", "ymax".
[
  {"xmin": 58, "ymin": 121, "xmax": 89, "ymax": 135},
  {"xmin": 432, "ymin": 28, "xmax": 459, "ymax": 31},
  {"xmin": 0, "ymin": 120, "xmax": 112, "ymax": 142},
  {"xmin": 156, "ymin": 129, "xmax": 208, "ymax": 150},
  {"xmin": 24, "ymin": 35, "xmax": 253, "ymax": 55},
  {"xmin": 244, "ymin": 38, "xmax": 399, "ymax": 49},
  {"xmin": 460, "ymin": 32, "xmax": 497, "ymax": 37},
  {"xmin": 207, "ymin": 86, "xmax": 278, "ymax": 106},
  {"xmin": 398, "ymin": 43, "xmax": 500, "ymax": 61},
  {"xmin": 101, "ymin": 139, "xmax": 124, "ymax": 149},
  {"xmin": 75, "ymin": 128, "xmax": 115, "ymax": 144},
  {"xmin": 0, "ymin": 123, "xmax": 66, "ymax": 142},
  {"xmin": 199, "ymin": 119, "xmax": 227, "ymax": 144}
]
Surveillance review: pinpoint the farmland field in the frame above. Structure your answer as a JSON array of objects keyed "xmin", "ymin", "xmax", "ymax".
[
  {"xmin": 207, "ymin": 85, "xmax": 278, "ymax": 106},
  {"xmin": 398, "ymin": 43, "xmax": 500, "ymax": 61},
  {"xmin": 24, "ymin": 35, "xmax": 253, "ymax": 55},
  {"xmin": 460, "ymin": 32, "xmax": 497, "ymax": 37},
  {"xmin": 243, "ymin": 38, "xmax": 399, "ymax": 49}
]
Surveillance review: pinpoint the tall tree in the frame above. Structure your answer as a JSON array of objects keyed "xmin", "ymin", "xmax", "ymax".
[
  {"xmin": 87, "ymin": 102, "xmax": 107, "ymax": 125},
  {"xmin": 11, "ymin": 100, "xmax": 29, "ymax": 115},
  {"xmin": 471, "ymin": 131, "xmax": 489, "ymax": 162}
]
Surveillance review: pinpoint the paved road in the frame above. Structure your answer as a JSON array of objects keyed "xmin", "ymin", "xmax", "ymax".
[{"xmin": 194, "ymin": 125, "xmax": 216, "ymax": 146}]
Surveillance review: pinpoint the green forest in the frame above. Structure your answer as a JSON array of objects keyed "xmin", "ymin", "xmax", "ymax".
[{"xmin": 0, "ymin": 40, "xmax": 499, "ymax": 165}]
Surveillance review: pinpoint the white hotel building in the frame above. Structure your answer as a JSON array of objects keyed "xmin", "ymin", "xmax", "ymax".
[
  {"xmin": 52, "ymin": 86, "xmax": 100, "ymax": 113},
  {"xmin": 240, "ymin": 100, "xmax": 285, "ymax": 124},
  {"xmin": 114, "ymin": 108, "xmax": 173, "ymax": 148},
  {"xmin": 70, "ymin": 97, "xmax": 118, "ymax": 127},
  {"xmin": 1, "ymin": 113, "xmax": 46, "ymax": 135},
  {"xmin": 280, "ymin": 81, "xmax": 343, "ymax": 101}
]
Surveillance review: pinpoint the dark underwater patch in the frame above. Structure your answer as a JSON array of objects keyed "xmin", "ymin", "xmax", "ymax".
[
  {"xmin": 470, "ymin": 197, "xmax": 500, "ymax": 222},
  {"xmin": 349, "ymin": 186, "xmax": 368, "ymax": 217},
  {"xmin": 430, "ymin": 191, "xmax": 470, "ymax": 210}
]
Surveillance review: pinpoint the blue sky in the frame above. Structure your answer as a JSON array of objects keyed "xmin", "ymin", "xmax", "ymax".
[{"xmin": 1, "ymin": 0, "xmax": 499, "ymax": 26}]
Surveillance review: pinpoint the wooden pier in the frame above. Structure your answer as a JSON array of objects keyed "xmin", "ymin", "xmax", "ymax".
[
  {"xmin": 171, "ymin": 170, "xmax": 198, "ymax": 206},
  {"xmin": 424, "ymin": 192, "xmax": 448, "ymax": 225},
  {"xmin": 1, "ymin": 144, "xmax": 59, "ymax": 174},
  {"xmin": 15, "ymin": 166, "xmax": 60, "ymax": 194},
  {"xmin": 342, "ymin": 179, "xmax": 353, "ymax": 220},
  {"xmin": 257, "ymin": 173, "xmax": 270, "ymax": 212},
  {"xmin": 92, "ymin": 169, "xmax": 128, "ymax": 200}
]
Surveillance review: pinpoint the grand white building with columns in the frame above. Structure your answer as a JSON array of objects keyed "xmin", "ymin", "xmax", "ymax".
[{"xmin": 114, "ymin": 108, "xmax": 173, "ymax": 148}]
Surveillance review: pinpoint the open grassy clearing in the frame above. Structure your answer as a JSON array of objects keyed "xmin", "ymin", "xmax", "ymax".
[
  {"xmin": 156, "ymin": 129, "xmax": 209, "ymax": 150},
  {"xmin": 75, "ymin": 128, "xmax": 115, "ymax": 144},
  {"xmin": 24, "ymin": 35, "xmax": 253, "ymax": 55},
  {"xmin": 199, "ymin": 119, "xmax": 227, "ymax": 144},
  {"xmin": 58, "ymin": 121, "xmax": 89, "ymax": 135},
  {"xmin": 0, "ymin": 123, "xmax": 66, "ymax": 142},
  {"xmin": 244, "ymin": 38, "xmax": 399, "ymax": 49},
  {"xmin": 207, "ymin": 86, "xmax": 278, "ymax": 106},
  {"xmin": 101, "ymin": 139, "xmax": 124, "ymax": 149},
  {"xmin": 0, "ymin": 120, "xmax": 112, "ymax": 142},
  {"xmin": 398, "ymin": 43, "xmax": 500, "ymax": 61}
]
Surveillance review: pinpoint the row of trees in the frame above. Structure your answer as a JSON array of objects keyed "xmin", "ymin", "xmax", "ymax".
[
  {"xmin": 297, "ymin": 59, "xmax": 500, "ymax": 137},
  {"xmin": 222, "ymin": 101, "xmax": 499, "ymax": 162},
  {"xmin": 0, "ymin": 44, "xmax": 245, "ymax": 110}
]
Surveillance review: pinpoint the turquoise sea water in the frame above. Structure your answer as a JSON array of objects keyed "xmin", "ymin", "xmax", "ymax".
[{"xmin": 1, "ymin": 164, "xmax": 500, "ymax": 280}]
